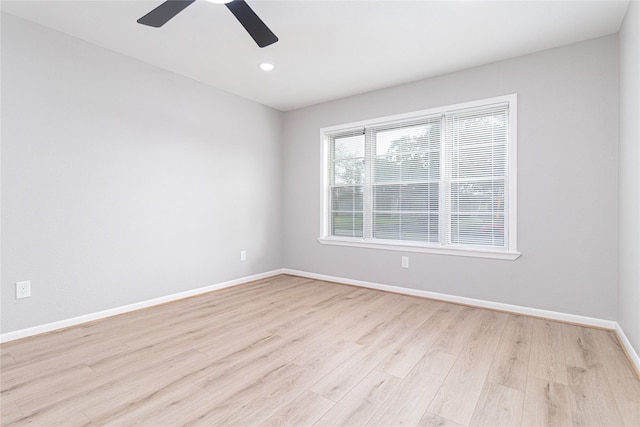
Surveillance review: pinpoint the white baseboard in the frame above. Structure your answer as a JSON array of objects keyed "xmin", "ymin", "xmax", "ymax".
[
  {"xmin": 282, "ymin": 268, "xmax": 640, "ymax": 375},
  {"xmin": 615, "ymin": 323, "xmax": 640, "ymax": 376},
  {"xmin": 0, "ymin": 269, "xmax": 284, "ymax": 343},
  {"xmin": 283, "ymin": 268, "xmax": 618, "ymax": 329}
]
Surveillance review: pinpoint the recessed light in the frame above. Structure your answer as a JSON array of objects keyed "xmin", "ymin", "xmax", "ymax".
[
  {"xmin": 205, "ymin": 0, "xmax": 233, "ymax": 4},
  {"xmin": 260, "ymin": 63, "xmax": 275, "ymax": 71}
]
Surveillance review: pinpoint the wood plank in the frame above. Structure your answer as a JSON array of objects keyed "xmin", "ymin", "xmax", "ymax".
[
  {"xmin": 469, "ymin": 382, "xmax": 524, "ymax": 427},
  {"xmin": 0, "ymin": 351, "xmax": 17, "ymax": 370},
  {"xmin": 589, "ymin": 328, "xmax": 640, "ymax": 403},
  {"xmin": 7, "ymin": 408, "xmax": 92, "ymax": 427},
  {"xmin": 428, "ymin": 305, "xmax": 486, "ymax": 355},
  {"xmin": 205, "ymin": 339, "xmax": 363, "ymax": 426},
  {"xmin": 85, "ymin": 383, "xmax": 212, "ymax": 426},
  {"xmin": 418, "ymin": 412, "xmax": 465, "ymax": 427},
  {"xmin": 486, "ymin": 314, "xmax": 533, "ymax": 391},
  {"xmin": 367, "ymin": 350, "xmax": 457, "ymax": 427},
  {"xmin": 309, "ymin": 305, "xmax": 426, "ymax": 402},
  {"xmin": 281, "ymin": 326, "xmax": 362, "ymax": 367},
  {"xmin": 183, "ymin": 361, "xmax": 311, "ymax": 426},
  {"xmin": 259, "ymin": 390, "xmax": 334, "ymax": 427},
  {"xmin": 565, "ymin": 364, "xmax": 625, "ymax": 426},
  {"xmin": 308, "ymin": 336, "xmax": 397, "ymax": 402},
  {"xmin": 562, "ymin": 324, "xmax": 627, "ymax": 425},
  {"xmin": 181, "ymin": 338, "xmax": 359, "ymax": 426},
  {"xmin": 314, "ymin": 369, "xmax": 401, "ymax": 426},
  {"xmin": 428, "ymin": 310, "xmax": 508, "ymax": 426},
  {"xmin": 352, "ymin": 300, "xmax": 429, "ymax": 347},
  {"xmin": 377, "ymin": 303, "xmax": 462, "ymax": 379},
  {"xmin": 339, "ymin": 295, "xmax": 419, "ymax": 345},
  {"xmin": 521, "ymin": 376, "xmax": 573, "ymax": 427},
  {"xmin": 0, "ymin": 400, "xmax": 24, "ymax": 426},
  {"xmin": 6, "ymin": 364, "xmax": 97, "ymax": 409},
  {"xmin": 1, "ymin": 327, "xmax": 89, "ymax": 362},
  {"xmin": 17, "ymin": 348, "xmax": 209, "ymax": 418},
  {"xmin": 616, "ymin": 398, "xmax": 640, "ymax": 427},
  {"xmin": 193, "ymin": 335, "xmax": 289, "ymax": 393},
  {"xmin": 561, "ymin": 322, "xmax": 601, "ymax": 370},
  {"xmin": 528, "ymin": 319, "xmax": 568, "ymax": 384},
  {"xmin": 82, "ymin": 350, "xmax": 216, "ymax": 424}
]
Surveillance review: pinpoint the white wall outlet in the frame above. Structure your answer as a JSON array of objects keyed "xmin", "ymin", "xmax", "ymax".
[
  {"xmin": 401, "ymin": 256, "xmax": 409, "ymax": 268},
  {"xmin": 240, "ymin": 250, "xmax": 247, "ymax": 261},
  {"xmin": 16, "ymin": 280, "xmax": 31, "ymax": 299}
]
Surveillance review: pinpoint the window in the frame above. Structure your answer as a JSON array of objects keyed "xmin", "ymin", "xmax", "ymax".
[{"xmin": 320, "ymin": 95, "xmax": 519, "ymax": 260}]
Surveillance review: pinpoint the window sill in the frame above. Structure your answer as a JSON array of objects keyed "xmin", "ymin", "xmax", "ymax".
[{"xmin": 317, "ymin": 237, "xmax": 521, "ymax": 260}]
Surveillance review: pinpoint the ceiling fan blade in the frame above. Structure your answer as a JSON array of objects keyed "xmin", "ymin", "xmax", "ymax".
[
  {"xmin": 225, "ymin": 0, "xmax": 278, "ymax": 48},
  {"xmin": 137, "ymin": 0, "xmax": 196, "ymax": 28}
]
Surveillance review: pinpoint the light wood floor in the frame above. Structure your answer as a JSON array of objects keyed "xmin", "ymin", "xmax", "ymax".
[{"xmin": 1, "ymin": 275, "xmax": 639, "ymax": 426}]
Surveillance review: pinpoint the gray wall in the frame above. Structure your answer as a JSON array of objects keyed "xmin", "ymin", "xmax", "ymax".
[
  {"xmin": 282, "ymin": 35, "xmax": 619, "ymax": 321},
  {"xmin": 1, "ymin": 14, "xmax": 283, "ymax": 333},
  {"xmin": 618, "ymin": 0, "xmax": 640, "ymax": 355}
]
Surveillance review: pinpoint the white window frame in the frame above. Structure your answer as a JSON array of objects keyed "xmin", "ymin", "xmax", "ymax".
[{"xmin": 319, "ymin": 94, "xmax": 520, "ymax": 260}]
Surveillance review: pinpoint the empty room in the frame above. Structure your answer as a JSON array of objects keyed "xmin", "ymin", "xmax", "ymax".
[{"xmin": 1, "ymin": 0, "xmax": 639, "ymax": 426}]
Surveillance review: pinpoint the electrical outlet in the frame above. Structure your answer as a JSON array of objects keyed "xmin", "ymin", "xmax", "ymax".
[
  {"xmin": 16, "ymin": 281, "xmax": 31, "ymax": 299},
  {"xmin": 401, "ymin": 256, "xmax": 409, "ymax": 268},
  {"xmin": 240, "ymin": 250, "xmax": 247, "ymax": 261}
]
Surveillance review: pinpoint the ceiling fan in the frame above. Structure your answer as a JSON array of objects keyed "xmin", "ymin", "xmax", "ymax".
[{"xmin": 137, "ymin": 0, "xmax": 278, "ymax": 48}]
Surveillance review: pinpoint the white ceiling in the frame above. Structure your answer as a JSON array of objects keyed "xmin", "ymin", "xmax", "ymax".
[{"xmin": 1, "ymin": 0, "xmax": 630, "ymax": 111}]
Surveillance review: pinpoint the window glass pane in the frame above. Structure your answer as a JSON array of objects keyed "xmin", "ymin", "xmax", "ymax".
[
  {"xmin": 373, "ymin": 185, "xmax": 400, "ymax": 211},
  {"xmin": 450, "ymin": 214, "xmax": 505, "ymax": 247},
  {"xmin": 450, "ymin": 180, "xmax": 505, "ymax": 214},
  {"xmin": 399, "ymin": 213, "xmax": 439, "ymax": 242},
  {"xmin": 446, "ymin": 107, "xmax": 508, "ymax": 181},
  {"xmin": 373, "ymin": 213, "xmax": 439, "ymax": 242},
  {"xmin": 373, "ymin": 183, "xmax": 439, "ymax": 242},
  {"xmin": 374, "ymin": 121, "xmax": 440, "ymax": 184},
  {"xmin": 373, "ymin": 184, "xmax": 438, "ymax": 212},
  {"xmin": 448, "ymin": 110, "xmax": 507, "ymax": 148},
  {"xmin": 451, "ymin": 144, "xmax": 506, "ymax": 179},
  {"xmin": 374, "ymin": 152, "xmax": 439, "ymax": 183},
  {"xmin": 331, "ymin": 185, "xmax": 363, "ymax": 237},
  {"xmin": 334, "ymin": 159, "xmax": 364, "ymax": 185},
  {"xmin": 334, "ymin": 134, "xmax": 364, "ymax": 160},
  {"xmin": 400, "ymin": 183, "xmax": 439, "ymax": 211},
  {"xmin": 374, "ymin": 157, "xmax": 400, "ymax": 183},
  {"xmin": 373, "ymin": 213, "xmax": 400, "ymax": 240},
  {"xmin": 375, "ymin": 123, "xmax": 440, "ymax": 156},
  {"xmin": 331, "ymin": 212, "xmax": 363, "ymax": 237},
  {"xmin": 331, "ymin": 186, "xmax": 363, "ymax": 212}
]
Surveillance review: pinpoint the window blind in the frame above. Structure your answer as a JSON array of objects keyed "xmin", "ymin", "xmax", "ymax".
[
  {"xmin": 444, "ymin": 104, "xmax": 509, "ymax": 247},
  {"xmin": 370, "ymin": 117, "xmax": 441, "ymax": 243},
  {"xmin": 329, "ymin": 131, "xmax": 365, "ymax": 238}
]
